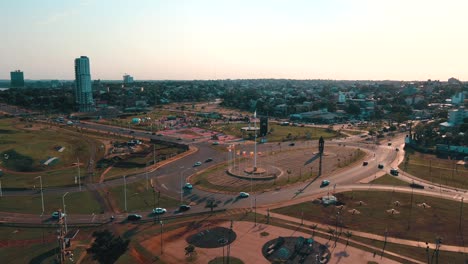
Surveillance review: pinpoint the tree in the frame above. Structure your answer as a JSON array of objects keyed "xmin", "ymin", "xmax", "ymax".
[
  {"xmin": 310, "ymin": 224, "xmax": 318, "ymax": 238},
  {"xmin": 88, "ymin": 230, "xmax": 129, "ymax": 264},
  {"xmin": 185, "ymin": 244, "xmax": 196, "ymax": 257},
  {"xmin": 327, "ymin": 227, "xmax": 335, "ymax": 241},
  {"xmin": 344, "ymin": 231, "xmax": 353, "ymax": 247}
]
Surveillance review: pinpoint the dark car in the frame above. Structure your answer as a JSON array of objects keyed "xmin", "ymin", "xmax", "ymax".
[
  {"xmin": 362, "ymin": 161, "xmax": 368, "ymax": 166},
  {"xmin": 378, "ymin": 164, "xmax": 384, "ymax": 169},
  {"xmin": 179, "ymin": 205, "xmax": 191, "ymax": 212},
  {"xmin": 127, "ymin": 214, "xmax": 142, "ymax": 221},
  {"xmin": 289, "ymin": 143, "xmax": 295, "ymax": 146},
  {"xmin": 205, "ymin": 158, "xmax": 213, "ymax": 163}
]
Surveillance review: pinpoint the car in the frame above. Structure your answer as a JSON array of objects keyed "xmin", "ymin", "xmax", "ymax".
[
  {"xmin": 395, "ymin": 148, "xmax": 399, "ymax": 151},
  {"xmin": 239, "ymin": 192, "xmax": 250, "ymax": 198},
  {"xmin": 157, "ymin": 133, "xmax": 163, "ymax": 136},
  {"xmin": 205, "ymin": 158, "xmax": 213, "ymax": 163},
  {"xmin": 193, "ymin": 161, "xmax": 202, "ymax": 167},
  {"xmin": 378, "ymin": 164, "xmax": 384, "ymax": 169},
  {"xmin": 179, "ymin": 205, "xmax": 191, "ymax": 212},
  {"xmin": 289, "ymin": 143, "xmax": 295, "ymax": 146},
  {"xmin": 152, "ymin": 208, "xmax": 167, "ymax": 215},
  {"xmin": 212, "ymin": 141, "xmax": 219, "ymax": 145},
  {"xmin": 320, "ymin": 180, "xmax": 330, "ymax": 188},
  {"xmin": 184, "ymin": 183, "xmax": 193, "ymax": 189},
  {"xmin": 129, "ymin": 131, "xmax": 135, "ymax": 134},
  {"xmin": 51, "ymin": 211, "xmax": 66, "ymax": 219},
  {"xmin": 362, "ymin": 161, "xmax": 369, "ymax": 166},
  {"xmin": 390, "ymin": 168, "xmax": 399, "ymax": 176},
  {"xmin": 152, "ymin": 132, "xmax": 156, "ymax": 135},
  {"xmin": 388, "ymin": 142, "xmax": 392, "ymax": 146},
  {"xmin": 127, "ymin": 214, "xmax": 142, "ymax": 221},
  {"xmin": 177, "ymin": 137, "xmax": 182, "ymax": 140}
]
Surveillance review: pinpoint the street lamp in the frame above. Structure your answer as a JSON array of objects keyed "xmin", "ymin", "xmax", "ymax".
[
  {"xmin": 35, "ymin": 176, "xmax": 44, "ymax": 215},
  {"xmin": 160, "ymin": 220, "xmax": 164, "ymax": 255},
  {"xmin": 123, "ymin": 175, "xmax": 127, "ymax": 212},
  {"xmin": 62, "ymin": 192, "xmax": 69, "ymax": 234}
]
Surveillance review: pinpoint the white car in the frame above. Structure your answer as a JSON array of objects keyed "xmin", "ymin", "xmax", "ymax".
[
  {"xmin": 152, "ymin": 208, "xmax": 167, "ymax": 215},
  {"xmin": 193, "ymin": 161, "xmax": 202, "ymax": 167},
  {"xmin": 239, "ymin": 192, "xmax": 250, "ymax": 198}
]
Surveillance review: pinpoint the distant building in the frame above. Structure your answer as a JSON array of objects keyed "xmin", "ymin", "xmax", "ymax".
[
  {"xmin": 338, "ymin": 91, "xmax": 346, "ymax": 103},
  {"xmin": 448, "ymin": 107, "xmax": 467, "ymax": 126},
  {"xmin": 74, "ymin": 56, "xmax": 95, "ymax": 112},
  {"xmin": 451, "ymin": 92, "xmax": 465, "ymax": 106},
  {"xmin": 123, "ymin": 74, "xmax": 134, "ymax": 84},
  {"xmin": 10, "ymin": 70, "xmax": 24, "ymax": 87}
]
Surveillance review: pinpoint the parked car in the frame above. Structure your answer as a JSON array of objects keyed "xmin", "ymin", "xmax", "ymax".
[
  {"xmin": 184, "ymin": 183, "xmax": 193, "ymax": 189},
  {"xmin": 179, "ymin": 205, "xmax": 191, "ymax": 212},
  {"xmin": 152, "ymin": 208, "xmax": 167, "ymax": 215},
  {"xmin": 239, "ymin": 192, "xmax": 250, "ymax": 198},
  {"xmin": 362, "ymin": 161, "xmax": 369, "ymax": 166},
  {"xmin": 127, "ymin": 214, "xmax": 142, "ymax": 221},
  {"xmin": 320, "ymin": 180, "xmax": 330, "ymax": 188},
  {"xmin": 390, "ymin": 168, "xmax": 399, "ymax": 176},
  {"xmin": 289, "ymin": 142, "xmax": 295, "ymax": 146},
  {"xmin": 378, "ymin": 164, "xmax": 384, "ymax": 169},
  {"xmin": 193, "ymin": 161, "xmax": 202, "ymax": 167}
]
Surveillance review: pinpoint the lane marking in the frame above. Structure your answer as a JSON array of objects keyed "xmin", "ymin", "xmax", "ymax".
[{"xmin": 162, "ymin": 184, "xmax": 168, "ymax": 190}]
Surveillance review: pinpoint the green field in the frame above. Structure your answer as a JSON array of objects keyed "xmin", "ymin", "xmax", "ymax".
[
  {"xmin": 400, "ymin": 150, "xmax": 468, "ymax": 189},
  {"xmin": 108, "ymin": 179, "xmax": 180, "ymax": 213},
  {"xmin": 209, "ymin": 123, "xmax": 341, "ymax": 142},
  {"xmin": 273, "ymin": 191, "xmax": 467, "ymax": 246},
  {"xmin": 0, "ymin": 191, "xmax": 102, "ymax": 214},
  {"xmin": 370, "ymin": 174, "xmax": 409, "ymax": 187},
  {"xmin": 0, "ymin": 118, "xmax": 91, "ymax": 171}
]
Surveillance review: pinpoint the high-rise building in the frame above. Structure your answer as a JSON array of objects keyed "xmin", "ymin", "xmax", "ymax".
[
  {"xmin": 123, "ymin": 74, "xmax": 134, "ymax": 84},
  {"xmin": 74, "ymin": 56, "xmax": 95, "ymax": 112},
  {"xmin": 10, "ymin": 70, "xmax": 24, "ymax": 87}
]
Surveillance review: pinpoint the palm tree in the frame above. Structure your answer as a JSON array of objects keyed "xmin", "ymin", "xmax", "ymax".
[
  {"xmin": 327, "ymin": 227, "xmax": 335, "ymax": 241},
  {"xmin": 310, "ymin": 224, "xmax": 318, "ymax": 238},
  {"xmin": 344, "ymin": 231, "xmax": 353, "ymax": 247}
]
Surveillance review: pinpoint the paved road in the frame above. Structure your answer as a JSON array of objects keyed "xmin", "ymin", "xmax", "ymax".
[{"xmin": 1, "ymin": 121, "xmax": 467, "ymax": 226}]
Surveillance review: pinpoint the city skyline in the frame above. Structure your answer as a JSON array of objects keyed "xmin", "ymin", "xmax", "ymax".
[{"xmin": 2, "ymin": 0, "xmax": 468, "ymax": 81}]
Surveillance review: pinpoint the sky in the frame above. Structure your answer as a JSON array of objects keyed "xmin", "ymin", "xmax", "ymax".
[{"xmin": 1, "ymin": 0, "xmax": 468, "ymax": 81}]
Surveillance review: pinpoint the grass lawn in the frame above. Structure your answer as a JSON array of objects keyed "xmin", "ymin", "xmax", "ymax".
[
  {"xmin": 342, "ymin": 129, "xmax": 365, "ymax": 135},
  {"xmin": 0, "ymin": 118, "xmax": 91, "ymax": 171},
  {"xmin": 272, "ymin": 191, "xmax": 468, "ymax": 246},
  {"xmin": 1, "ymin": 167, "xmax": 85, "ymax": 189},
  {"xmin": 0, "ymin": 242, "xmax": 63, "ymax": 264},
  {"xmin": 370, "ymin": 174, "xmax": 409, "ymax": 187},
  {"xmin": 400, "ymin": 150, "xmax": 468, "ymax": 189},
  {"xmin": 208, "ymin": 123, "xmax": 341, "ymax": 142},
  {"xmin": 108, "ymin": 180, "xmax": 180, "ymax": 213},
  {"xmin": 0, "ymin": 191, "xmax": 102, "ymax": 214}
]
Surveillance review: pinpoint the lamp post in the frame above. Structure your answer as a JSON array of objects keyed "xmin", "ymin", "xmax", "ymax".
[
  {"xmin": 160, "ymin": 220, "xmax": 164, "ymax": 255},
  {"xmin": 123, "ymin": 175, "xmax": 127, "ymax": 212},
  {"xmin": 62, "ymin": 192, "xmax": 69, "ymax": 234},
  {"xmin": 77, "ymin": 158, "xmax": 81, "ymax": 191},
  {"xmin": 35, "ymin": 176, "xmax": 44, "ymax": 215}
]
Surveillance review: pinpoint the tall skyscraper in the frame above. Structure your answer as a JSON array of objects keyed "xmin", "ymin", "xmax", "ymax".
[
  {"xmin": 74, "ymin": 56, "xmax": 95, "ymax": 112},
  {"xmin": 10, "ymin": 70, "xmax": 24, "ymax": 87},
  {"xmin": 123, "ymin": 74, "xmax": 134, "ymax": 85}
]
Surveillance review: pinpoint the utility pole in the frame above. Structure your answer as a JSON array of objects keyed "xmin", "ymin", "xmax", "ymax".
[{"xmin": 62, "ymin": 192, "xmax": 69, "ymax": 234}]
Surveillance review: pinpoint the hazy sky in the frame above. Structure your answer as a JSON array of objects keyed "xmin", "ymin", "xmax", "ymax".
[{"xmin": 1, "ymin": 0, "xmax": 468, "ymax": 81}]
